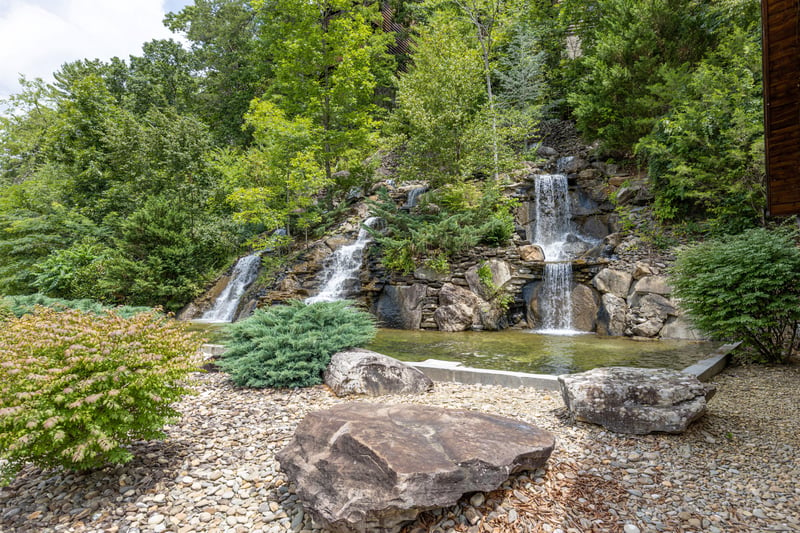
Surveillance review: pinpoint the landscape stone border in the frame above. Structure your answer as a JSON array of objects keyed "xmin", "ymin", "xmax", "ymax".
[{"xmin": 198, "ymin": 341, "xmax": 741, "ymax": 390}]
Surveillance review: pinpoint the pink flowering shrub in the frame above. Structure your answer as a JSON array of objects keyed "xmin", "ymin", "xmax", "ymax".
[{"xmin": 0, "ymin": 306, "xmax": 202, "ymax": 484}]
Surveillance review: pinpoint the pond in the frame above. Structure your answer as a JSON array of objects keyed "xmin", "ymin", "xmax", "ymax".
[
  {"xmin": 366, "ymin": 329, "xmax": 719, "ymax": 375},
  {"xmin": 187, "ymin": 321, "xmax": 718, "ymax": 376}
]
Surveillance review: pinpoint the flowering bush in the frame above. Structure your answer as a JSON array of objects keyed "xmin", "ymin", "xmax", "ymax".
[{"xmin": 0, "ymin": 307, "xmax": 202, "ymax": 484}]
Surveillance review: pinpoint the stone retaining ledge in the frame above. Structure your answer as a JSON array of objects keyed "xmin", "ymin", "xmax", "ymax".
[
  {"xmin": 409, "ymin": 360, "xmax": 562, "ymax": 391},
  {"xmin": 199, "ymin": 340, "xmax": 741, "ymax": 391}
]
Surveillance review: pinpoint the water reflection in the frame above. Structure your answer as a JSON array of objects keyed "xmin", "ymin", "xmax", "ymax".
[{"xmin": 367, "ymin": 329, "xmax": 718, "ymax": 375}]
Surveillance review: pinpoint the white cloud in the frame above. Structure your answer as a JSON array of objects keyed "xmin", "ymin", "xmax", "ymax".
[{"xmin": 0, "ymin": 0, "xmax": 190, "ymax": 100}]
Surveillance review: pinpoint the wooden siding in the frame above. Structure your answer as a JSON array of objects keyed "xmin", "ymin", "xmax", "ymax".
[{"xmin": 762, "ymin": 0, "xmax": 800, "ymax": 216}]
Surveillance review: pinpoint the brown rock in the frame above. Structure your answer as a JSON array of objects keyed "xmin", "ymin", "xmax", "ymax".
[
  {"xmin": 277, "ymin": 403, "xmax": 555, "ymax": 532},
  {"xmin": 518, "ymin": 244, "xmax": 546, "ymax": 262}
]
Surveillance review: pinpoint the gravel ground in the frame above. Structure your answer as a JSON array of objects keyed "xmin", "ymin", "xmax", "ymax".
[{"xmin": 1, "ymin": 362, "xmax": 798, "ymax": 533}]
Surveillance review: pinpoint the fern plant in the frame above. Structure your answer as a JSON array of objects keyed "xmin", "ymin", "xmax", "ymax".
[{"xmin": 219, "ymin": 300, "xmax": 376, "ymax": 388}]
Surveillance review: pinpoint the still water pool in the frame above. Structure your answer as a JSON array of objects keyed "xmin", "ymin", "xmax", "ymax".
[
  {"xmin": 366, "ymin": 329, "xmax": 718, "ymax": 375},
  {"xmin": 188, "ymin": 321, "xmax": 717, "ymax": 376}
]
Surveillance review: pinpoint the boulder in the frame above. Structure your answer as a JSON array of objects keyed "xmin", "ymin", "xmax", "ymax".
[
  {"xmin": 324, "ymin": 349, "xmax": 433, "ymax": 397},
  {"xmin": 660, "ymin": 315, "xmax": 708, "ymax": 341},
  {"xmin": 571, "ymin": 284, "xmax": 599, "ymax": 332},
  {"xmin": 375, "ymin": 284, "xmax": 427, "ymax": 329},
  {"xmin": 466, "ymin": 259, "xmax": 512, "ymax": 301},
  {"xmin": 518, "ymin": 244, "xmax": 546, "ymax": 262},
  {"xmin": 438, "ymin": 282, "xmax": 482, "ymax": 308},
  {"xmin": 558, "ymin": 367, "xmax": 716, "ymax": 434},
  {"xmin": 433, "ymin": 302, "xmax": 474, "ymax": 332},
  {"xmin": 631, "ymin": 317, "xmax": 664, "ymax": 338},
  {"xmin": 596, "ymin": 293, "xmax": 627, "ymax": 336},
  {"xmin": 592, "ymin": 268, "xmax": 633, "ymax": 299},
  {"xmin": 637, "ymin": 293, "xmax": 677, "ymax": 321},
  {"xmin": 557, "ymin": 156, "xmax": 589, "ymax": 174},
  {"xmin": 277, "ymin": 403, "xmax": 555, "ymax": 532},
  {"xmin": 632, "ymin": 275, "xmax": 671, "ymax": 297}
]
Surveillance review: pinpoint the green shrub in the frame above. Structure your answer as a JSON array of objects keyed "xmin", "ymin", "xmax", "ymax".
[
  {"xmin": 670, "ymin": 228, "xmax": 800, "ymax": 363},
  {"xmin": 0, "ymin": 294, "xmax": 151, "ymax": 319},
  {"xmin": 219, "ymin": 300, "xmax": 376, "ymax": 388},
  {"xmin": 0, "ymin": 307, "xmax": 202, "ymax": 484}
]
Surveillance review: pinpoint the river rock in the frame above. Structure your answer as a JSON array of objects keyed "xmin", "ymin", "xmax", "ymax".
[
  {"xmin": 558, "ymin": 367, "xmax": 716, "ymax": 434},
  {"xmin": 592, "ymin": 268, "xmax": 633, "ymax": 299},
  {"xmin": 518, "ymin": 244, "xmax": 546, "ymax": 262},
  {"xmin": 276, "ymin": 403, "xmax": 556, "ymax": 532},
  {"xmin": 324, "ymin": 349, "xmax": 433, "ymax": 397}
]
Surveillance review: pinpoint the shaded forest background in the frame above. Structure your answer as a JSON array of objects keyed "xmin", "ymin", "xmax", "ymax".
[{"xmin": 0, "ymin": 0, "xmax": 767, "ymax": 311}]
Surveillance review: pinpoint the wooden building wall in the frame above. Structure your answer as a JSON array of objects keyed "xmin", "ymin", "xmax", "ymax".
[{"xmin": 762, "ymin": 0, "xmax": 800, "ymax": 216}]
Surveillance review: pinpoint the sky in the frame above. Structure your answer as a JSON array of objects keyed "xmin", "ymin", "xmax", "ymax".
[{"xmin": 0, "ymin": 0, "xmax": 194, "ymax": 101}]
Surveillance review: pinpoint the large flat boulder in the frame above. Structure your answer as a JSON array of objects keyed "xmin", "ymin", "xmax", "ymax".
[
  {"xmin": 324, "ymin": 349, "xmax": 433, "ymax": 397},
  {"xmin": 277, "ymin": 403, "xmax": 555, "ymax": 533},
  {"xmin": 558, "ymin": 367, "xmax": 715, "ymax": 434}
]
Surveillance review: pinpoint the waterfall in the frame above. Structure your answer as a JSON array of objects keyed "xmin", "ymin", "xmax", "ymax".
[
  {"xmin": 532, "ymin": 174, "xmax": 577, "ymax": 334},
  {"xmin": 200, "ymin": 253, "xmax": 261, "ymax": 323},
  {"xmin": 305, "ymin": 217, "xmax": 378, "ymax": 304},
  {"xmin": 405, "ymin": 186, "xmax": 427, "ymax": 208}
]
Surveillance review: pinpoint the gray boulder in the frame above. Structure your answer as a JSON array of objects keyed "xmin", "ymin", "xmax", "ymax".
[
  {"xmin": 592, "ymin": 268, "xmax": 633, "ymax": 299},
  {"xmin": 571, "ymin": 283, "xmax": 599, "ymax": 332},
  {"xmin": 277, "ymin": 403, "xmax": 555, "ymax": 533},
  {"xmin": 324, "ymin": 349, "xmax": 433, "ymax": 397},
  {"xmin": 375, "ymin": 284, "xmax": 427, "ymax": 329},
  {"xmin": 558, "ymin": 367, "xmax": 716, "ymax": 434},
  {"xmin": 596, "ymin": 293, "xmax": 627, "ymax": 336}
]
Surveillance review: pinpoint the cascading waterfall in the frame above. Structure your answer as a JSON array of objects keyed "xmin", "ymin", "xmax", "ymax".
[
  {"xmin": 305, "ymin": 217, "xmax": 379, "ymax": 304},
  {"xmin": 199, "ymin": 253, "xmax": 261, "ymax": 323},
  {"xmin": 532, "ymin": 174, "xmax": 577, "ymax": 333},
  {"xmin": 405, "ymin": 186, "xmax": 427, "ymax": 208}
]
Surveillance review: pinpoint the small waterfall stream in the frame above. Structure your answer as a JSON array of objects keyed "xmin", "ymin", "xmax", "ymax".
[
  {"xmin": 305, "ymin": 217, "xmax": 378, "ymax": 304},
  {"xmin": 532, "ymin": 174, "xmax": 578, "ymax": 334},
  {"xmin": 199, "ymin": 253, "xmax": 261, "ymax": 323},
  {"xmin": 404, "ymin": 186, "xmax": 427, "ymax": 208}
]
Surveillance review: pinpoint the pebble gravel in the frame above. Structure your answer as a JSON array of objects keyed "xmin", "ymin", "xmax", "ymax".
[{"xmin": 1, "ymin": 363, "xmax": 798, "ymax": 533}]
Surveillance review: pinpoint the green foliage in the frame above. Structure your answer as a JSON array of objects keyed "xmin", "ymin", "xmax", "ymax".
[
  {"xmin": 0, "ymin": 307, "xmax": 201, "ymax": 484},
  {"xmin": 218, "ymin": 300, "xmax": 376, "ymax": 388},
  {"xmin": 566, "ymin": 0, "xmax": 714, "ymax": 153},
  {"xmin": 368, "ymin": 185, "xmax": 518, "ymax": 273},
  {"xmin": 387, "ymin": 16, "xmax": 487, "ymax": 185},
  {"xmin": 0, "ymin": 294, "xmax": 151, "ymax": 319},
  {"xmin": 102, "ymin": 194, "xmax": 238, "ymax": 311},
  {"xmin": 636, "ymin": 24, "xmax": 764, "ymax": 233},
  {"xmin": 670, "ymin": 228, "xmax": 800, "ymax": 364}
]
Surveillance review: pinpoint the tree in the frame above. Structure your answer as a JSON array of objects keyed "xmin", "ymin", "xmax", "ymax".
[
  {"xmin": 165, "ymin": 0, "xmax": 268, "ymax": 145},
  {"xmin": 252, "ymin": 0, "xmax": 394, "ymax": 199},
  {"xmin": 670, "ymin": 228, "xmax": 800, "ymax": 364},
  {"xmin": 566, "ymin": 0, "xmax": 714, "ymax": 153},
  {"xmin": 636, "ymin": 24, "xmax": 764, "ymax": 233},
  {"xmin": 387, "ymin": 15, "xmax": 487, "ymax": 185}
]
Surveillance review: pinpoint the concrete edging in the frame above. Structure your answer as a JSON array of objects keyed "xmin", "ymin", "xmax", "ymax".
[{"xmin": 200, "ymin": 340, "xmax": 742, "ymax": 391}]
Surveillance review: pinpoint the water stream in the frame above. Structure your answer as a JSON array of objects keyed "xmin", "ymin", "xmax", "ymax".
[
  {"xmin": 305, "ymin": 217, "xmax": 378, "ymax": 304},
  {"xmin": 199, "ymin": 253, "xmax": 261, "ymax": 323},
  {"xmin": 531, "ymin": 174, "xmax": 579, "ymax": 333}
]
